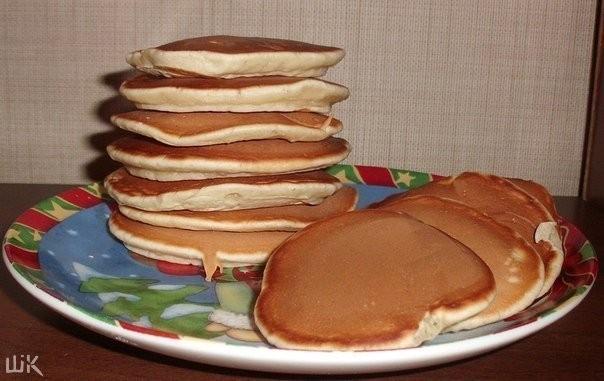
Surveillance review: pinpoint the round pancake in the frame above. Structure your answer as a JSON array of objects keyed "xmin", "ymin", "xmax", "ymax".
[
  {"xmin": 111, "ymin": 111, "xmax": 343, "ymax": 146},
  {"xmin": 374, "ymin": 195, "xmax": 544, "ymax": 331},
  {"xmin": 104, "ymin": 167, "xmax": 342, "ymax": 211},
  {"xmin": 126, "ymin": 35, "xmax": 345, "ymax": 78},
  {"xmin": 107, "ymin": 136, "xmax": 350, "ymax": 181},
  {"xmin": 118, "ymin": 186, "xmax": 358, "ymax": 232},
  {"xmin": 119, "ymin": 74, "xmax": 349, "ymax": 113},
  {"xmin": 255, "ymin": 210, "xmax": 496, "ymax": 351},
  {"xmin": 507, "ymin": 178, "xmax": 560, "ymax": 220},
  {"xmin": 109, "ymin": 211, "xmax": 292, "ymax": 280},
  {"xmin": 382, "ymin": 172, "xmax": 563, "ymax": 297}
]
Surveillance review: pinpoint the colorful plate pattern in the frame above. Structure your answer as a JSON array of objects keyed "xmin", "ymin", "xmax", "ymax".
[{"xmin": 2, "ymin": 165, "xmax": 598, "ymax": 374}]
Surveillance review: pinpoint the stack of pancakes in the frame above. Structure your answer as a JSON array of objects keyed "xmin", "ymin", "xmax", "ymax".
[
  {"xmin": 255, "ymin": 172, "xmax": 565, "ymax": 350},
  {"xmin": 104, "ymin": 36, "xmax": 356, "ymax": 279}
]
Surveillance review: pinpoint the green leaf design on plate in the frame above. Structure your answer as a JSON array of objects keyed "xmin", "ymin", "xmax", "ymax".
[
  {"xmin": 35, "ymin": 197, "xmax": 81, "ymax": 220},
  {"xmin": 81, "ymin": 183, "xmax": 104, "ymax": 198},
  {"xmin": 326, "ymin": 164, "xmax": 362, "ymax": 184},
  {"xmin": 5, "ymin": 224, "xmax": 42, "ymax": 251},
  {"xmin": 574, "ymin": 285, "xmax": 588, "ymax": 296},
  {"xmin": 12, "ymin": 263, "xmax": 45, "ymax": 286},
  {"xmin": 153, "ymin": 312, "xmax": 217, "ymax": 339},
  {"xmin": 72, "ymin": 305, "xmax": 117, "ymax": 325},
  {"xmin": 80, "ymin": 277, "xmax": 220, "ymax": 339},
  {"xmin": 579, "ymin": 242, "xmax": 596, "ymax": 262},
  {"xmin": 390, "ymin": 169, "xmax": 432, "ymax": 189}
]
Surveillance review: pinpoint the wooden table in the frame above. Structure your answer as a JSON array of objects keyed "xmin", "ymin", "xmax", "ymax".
[{"xmin": 1, "ymin": 184, "xmax": 602, "ymax": 380}]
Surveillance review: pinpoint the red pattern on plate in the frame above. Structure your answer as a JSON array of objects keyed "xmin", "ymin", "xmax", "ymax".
[
  {"xmin": 355, "ymin": 165, "xmax": 396, "ymax": 187},
  {"xmin": 58, "ymin": 188, "xmax": 104, "ymax": 209},
  {"xmin": 4, "ymin": 244, "xmax": 41, "ymax": 270},
  {"xmin": 156, "ymin": 260, "xmax": 204, "ymax": 276},
  {"xmin": 15, "ymin": 209, "xmax": 58, "ymax": 232}
]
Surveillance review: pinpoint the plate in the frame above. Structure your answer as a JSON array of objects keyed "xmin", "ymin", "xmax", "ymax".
[{"xmin": 2, "ymin": 165, "xmax": 599, "ymax": 374}]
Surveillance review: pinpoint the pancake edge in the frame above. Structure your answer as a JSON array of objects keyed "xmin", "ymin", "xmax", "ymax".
[
  {"xmin": 117, "ymin": 187, "xmax": 358, "ymax": 232},
  {"xmin": 104, "ymin": 177, "xmax": 343, "ymax": 211},
  {"xmin": 107, "ymin": 139, "xmax": 351, "ymax": 179},
  {"xmin": 126, "ymin": 49, "xmax": 345, "ymax": 78},
  {"xmin": 119, "ymin": 78, "xmax": 349, "ymax": 113},
  {"xmin": 110, "ymin": 115, "xmax": 343, "ymax": 146},
  {"xmin": 108, "ymin": 215, "xmax": 287, "ymax": 268}
]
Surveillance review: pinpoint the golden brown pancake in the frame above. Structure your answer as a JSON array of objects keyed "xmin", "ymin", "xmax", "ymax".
[
  {"xmin": 107, "ymin": 135, "xmax": 351, "ymax": 181},
  {"xmin": 104, "ymin": 167, "xmax": 342, "ymax": 211},
  {"xmin": 255, "ymin": 210, "xmax": 496, "ymax": 351},
  {"xmin": 378, "ymin": 172, "xmax": 563, "ymax": 297},
  {"xmin": 123, "ymin": 74, "xmax": 302, "ymax": 89},
  {"xmin": 373, "ymin": 195, "xmax": 544, "ymax": 330},
  {"xmin": 507, "ymin": 178, "xmax": 560, "ymax": 220},
  {"xmin": 109, "ymin": 211, "xmax": 292, "ymax": 280},
  {"xmin": 119, "ymin": 74, "xmax": 349, "ymax": 113},
  {"xmin": 126, "ymin": 35, "xmax": 345, "ymax": 78},
  {"xmin": 111, "ymin": 111, "xmax": 343, "ymax": 146},
  {"xmin": 158, "ymin": 36, "xmax": 341, "ymax": 53},
  {"xmin": 118, "ymin": 186, "xmax": 358, "ymax": 232}
]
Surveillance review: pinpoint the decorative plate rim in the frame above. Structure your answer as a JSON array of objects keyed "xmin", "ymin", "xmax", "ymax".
[{"xmin": 2, "ymin": 164, "xmax": 599, "ymax": 374}]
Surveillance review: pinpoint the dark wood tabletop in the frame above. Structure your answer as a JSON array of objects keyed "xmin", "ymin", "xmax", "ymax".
[{"xmin": 1, "ymin": 184, "xmax": 602, "ymax": 380}]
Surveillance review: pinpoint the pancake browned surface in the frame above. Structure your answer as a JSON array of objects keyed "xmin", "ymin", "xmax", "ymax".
[
  {"xmin": 111, "ymin": 111, "xmax": 343, "ymax": 146},
  {"xmin": 385, "ymin": 172, "xmax": 563, "ymax": 297},
  {"xmin": 119, "ymin": 74, "xmax": 349, "ymax": 113},
  {"xmin": 255, "ymin": 210, "xmax": 495, "ymax": 351},
  {"xmin": 109, "ymin": 212, "xmax": 292, "ymax": 280},
  {"xmin": 507, "ymin": 178, "xmax": 560, "ymax": 220},
  {"xmin": 107, "ymin": 136, "xmax": 350, "ymax": 181},
  {"xmin": 104, "ymin": 168, "xmax": 342, "ymax": 212},
  {"xmin": 118, "ymin": 186, "xmax": 358, "ymax": 232},
  {"xmin": 374, "ymin": 195, "xmax": 544, "ymax": 331},
  {"xmin": 126, "ymin": 35, "xmax": 345, "ymax": 78}
]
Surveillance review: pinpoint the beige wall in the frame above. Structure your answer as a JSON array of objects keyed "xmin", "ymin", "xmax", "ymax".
[{"xmin": 0, "ymin": 0, "xmax": 596, "ymax": 195}]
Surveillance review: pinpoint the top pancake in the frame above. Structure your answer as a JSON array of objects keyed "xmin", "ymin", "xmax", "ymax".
[
  {"xmin": 373, "ymin": 195, "xmax": 544, "ymax": 331},
  {"xmin": 126, "ymin": 35, "xmax": 345, "ymax": 78},
  {"xmin": 379, "ymin": 172, "xmax": 563, "ymax": 297},
  {"xmin": 119, "ymin": 74, "xmax": 349, "ymax": 113},
  {"xmin": 255, "ymin": 210, "xmax": 495, "ymax": 351},
  {"xmin": 111, "ymin": 111, "xmax": 343, "ymax": 146}
]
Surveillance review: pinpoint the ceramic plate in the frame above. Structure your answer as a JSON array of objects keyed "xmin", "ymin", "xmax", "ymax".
[{"xmin": 2, "ymin": 165, "xmax": 599, "ymax": 374}]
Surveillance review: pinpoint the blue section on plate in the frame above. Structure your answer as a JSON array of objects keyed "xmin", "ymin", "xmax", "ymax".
[
  {"xmin": 38, "ymin": 184, "xmax": 405, "ymax": 314},
  {"xmin": 354, "ymin": 184, "xmax": 402, "ymax": 209},
  {"xmin": 38, "ymin": 204, "xmax": 221, "ymax": 313}
]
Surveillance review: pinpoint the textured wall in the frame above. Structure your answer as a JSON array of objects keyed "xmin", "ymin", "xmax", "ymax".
[{"xmin": 0, "ymin": 0, "xmax": 596, "ymax": 195}]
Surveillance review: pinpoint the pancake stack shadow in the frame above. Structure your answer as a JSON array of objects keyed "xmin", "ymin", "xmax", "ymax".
[{"xmin": 102, "ymin": 36, "xmax": 357, "ymax": 287}]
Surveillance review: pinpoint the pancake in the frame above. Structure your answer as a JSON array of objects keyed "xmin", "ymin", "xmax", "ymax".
[
  {"xmin": 255, "ymin": 210, "xmax": 496, "ymax": 351},
  {"xmin": 119, "ymin": 74, "xmax": 349, "ymax": 113},
  {"xmin": 111, "ymin": 111, "xmax": 343, "ymax": 146},
  {"xmin": 126, "ymin": 35, "xmax": 345, "ymax": 78},
  {"xmin": 118, "ymin": 186, "xmax": 358, "ymax": 232},
  {"xmin": 108, "ymin": 136, "xmax": 350, "ymax": 181},
  {"xmin": 373, "ymin": 195, "xmax": 544, "ymax": 331},
  {"xmin": 379, "ymin": 172, "xmax": 563, "ymax": 297},
  {"xmin": 104, "ymin": 167, "xmax": 342, "ymax": 211},
  {"xmin": 108, "ymin": 211, "xmax": 292, "ymax": 280},
  {"xmin": 507, "ymin": 178, "xmax": 560, "ymax": 220}
]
